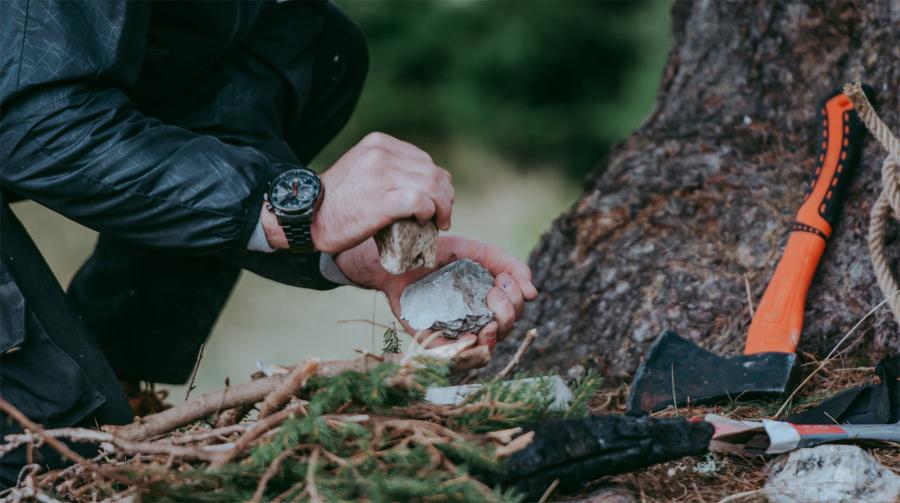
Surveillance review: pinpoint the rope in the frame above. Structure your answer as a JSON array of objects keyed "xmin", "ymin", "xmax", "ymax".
[{"xmin": 843, "ymin": 82, "xmax": 900, "ymax": 326}]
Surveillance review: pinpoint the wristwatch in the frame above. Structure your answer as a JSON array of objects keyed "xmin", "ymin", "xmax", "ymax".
[{"xmin": 266, "ymin": 168, "xmax": 323, "ymax": 252}]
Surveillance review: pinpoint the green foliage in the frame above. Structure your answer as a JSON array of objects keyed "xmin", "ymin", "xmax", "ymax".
[
  {"xmin": 382, "ymin": 323, "xmax": 401, "ymax": 354},
  {"xmin": 447, "ymin": 372, "xmax": 601, "ymax": 433},
  {"xmin": 566, "ymin": 370, "xmax": 603, "ymax": 418},
  {"xmin": 448, "ymin": 374, "xmax": 557, "ymax": 432},
  {"xmin": 329, "ymin": 0, "xmax": 672, "ymax": 179},
  {"xmin": 140, "ymin": 362, "xmax": 601, "ymax": 502}
]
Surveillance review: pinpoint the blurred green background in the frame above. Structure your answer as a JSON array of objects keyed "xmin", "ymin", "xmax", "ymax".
[
  {"xmin": 14, "ymin": 0, "xmax": 671, "ymax": 397},
  {"xmin": 326, "ymin": 0, "xmax": 672, "ymax": 180}
]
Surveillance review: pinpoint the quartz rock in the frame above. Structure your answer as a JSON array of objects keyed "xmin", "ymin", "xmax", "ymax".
[
  {"xmin": 375, "ymin": 219, "xmax": 437, "ymax": 275},
  {"xmin": 400, "ymin": 259, "xmax": 494, "ymax": 337},
  {"xmin": 764, "ymin": 444, "xmax": 900, "ymax": 503}
]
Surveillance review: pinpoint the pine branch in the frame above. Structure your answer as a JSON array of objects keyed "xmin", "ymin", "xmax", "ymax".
[{"xmin": 113, "ymin": 345, "xmax": 489, "ymax": 442}]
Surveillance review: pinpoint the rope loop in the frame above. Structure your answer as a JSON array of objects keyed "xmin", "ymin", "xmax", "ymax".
[{"xmin": 843, "ymin": 82, "xmax": 900, "ymax": 326}]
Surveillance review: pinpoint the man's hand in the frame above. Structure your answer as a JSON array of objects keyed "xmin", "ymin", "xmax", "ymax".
[
  {"xmin": 313, "ymin": 132, "xmax": 454, "ymax": 253},
  {"xmin": 260, "ymin": 132, "xmax": 453, "ymax": 252},
  {"xmin": 335, "ymin": 235, "xmax": 538, "ymax": 352}
]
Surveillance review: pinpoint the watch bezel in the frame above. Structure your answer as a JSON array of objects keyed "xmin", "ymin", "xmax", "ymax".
[{"xmin": 267, "ymin": 168, "xmax": 321, "ymax": 216}]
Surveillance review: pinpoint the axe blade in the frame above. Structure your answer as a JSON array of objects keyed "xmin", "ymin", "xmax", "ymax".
[{"xmin": 627, "ymin": 331, "xmax": 796, "ymax": 414}]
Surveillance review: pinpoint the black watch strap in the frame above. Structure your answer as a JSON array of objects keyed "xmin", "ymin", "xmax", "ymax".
[{"xmin": 282, "ymin": 220, "xmax": 315, "ymax": 253}]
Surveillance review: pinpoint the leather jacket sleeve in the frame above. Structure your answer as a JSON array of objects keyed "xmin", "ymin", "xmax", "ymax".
[{"xmin": 0, "ymin": 0, "xmax": 282, "ymax": 256}]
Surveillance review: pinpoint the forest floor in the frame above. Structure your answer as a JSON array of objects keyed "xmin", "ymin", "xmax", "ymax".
[
  {"xmin": 584, "ymin": 351, "xmax": 900, "ymax": 502},
  {"xmin": 2, "ymin": 332, "xmax": 897, "ymax": 503}
]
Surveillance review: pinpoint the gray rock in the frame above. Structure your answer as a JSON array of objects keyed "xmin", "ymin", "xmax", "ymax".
[
  {"xmin": 764, "ymin": 445, "xmax": 900, "ymax": 503},
  {"xmin": 400, "ymin": 259, "xmax": 494, "ymax": 337}
]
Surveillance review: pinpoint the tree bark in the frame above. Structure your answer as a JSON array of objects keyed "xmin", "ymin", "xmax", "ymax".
[{"xmin": 491, "ymin": 0, "xmax": 900, "ymax": 380}]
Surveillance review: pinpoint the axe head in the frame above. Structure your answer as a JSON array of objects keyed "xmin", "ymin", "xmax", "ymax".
[{"xmin": 627, "ymin": 331, "xmax": 797, "ymax": 414}]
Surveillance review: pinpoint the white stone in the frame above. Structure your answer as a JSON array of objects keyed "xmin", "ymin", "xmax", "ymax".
[
  {"xmin": 763, "ymin": 444, "xmax": 900, "ymax": 503},
  {"xmin": 400, "ymin": 259, "xmax": 494, "ymax": 337}
]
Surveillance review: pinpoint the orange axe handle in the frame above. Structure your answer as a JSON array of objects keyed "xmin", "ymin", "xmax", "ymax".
[{"xmin": 744, "ymin": 89, "xmax": 867, "ymax": 355}]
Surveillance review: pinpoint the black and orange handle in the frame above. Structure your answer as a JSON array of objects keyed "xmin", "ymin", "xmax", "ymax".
[{"xmin": 744, "ymin": 87, "xmax": 870, "ymax": 355}]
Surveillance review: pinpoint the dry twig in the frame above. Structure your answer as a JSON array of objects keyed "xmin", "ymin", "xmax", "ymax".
[
  {"xmin": 210, "ymin": 404, "xmax": 304, "ymax": 468},
  {"xmin": 496, "ymin": 329, "xmax": 537, "ymax": 379},
  {"xmin": 250, "ymin": 447, "xmax": 296, "ymax": 503},
  {"xmin": 184, "ymin": 343, "xmax": 205, "ymax": 401},
  {"xmin": 307, "ymin": 447, "xmax": 322, "ymax": 503},
  {"xmin": 258, "ymin": 359, "xmax": 319, "ymax": 419},
  {"xmin": 0, "ymin": 399, "xmax": 101, "ymax": 473}
]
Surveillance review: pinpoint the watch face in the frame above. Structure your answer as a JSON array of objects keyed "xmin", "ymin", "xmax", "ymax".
[{"xmin": 269, "ymin": 169, "xmax": 320, "ymax": 213}]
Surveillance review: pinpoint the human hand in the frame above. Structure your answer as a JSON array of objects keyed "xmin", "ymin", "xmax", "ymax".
[
  {"xmin": 335, "ymin": 235, "xmax": 538, "ymax": 352},
  {"xmin": 303, "ymin": 132, "xmax": 454, "ymax": 254}
]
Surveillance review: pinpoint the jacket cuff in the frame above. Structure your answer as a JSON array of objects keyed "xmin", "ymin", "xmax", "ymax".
[
  {"xmin": 247, "ymin": 220, "xmax": 276, "ymax": 253},
  {"xmin": 246, "ymin": 221, "xmax": 357, "ymax": 288},
  {"xmin": 235, "ymin": 181, "xmax": 274, "ymax": 256},
  {"xmin": 319, "ymin": 253, "xmax": 358, "ymax": 287}
]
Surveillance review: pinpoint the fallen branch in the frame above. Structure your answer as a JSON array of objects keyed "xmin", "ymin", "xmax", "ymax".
[
  {"xmin": 110, "ymin": 373, "xmax": 285, "ymax": 441},
  {"xmin": 0, "ymin": 399, "xmax": 100, "ymax": 472},
  {"xmin": 213, "ymin": 405, "xmax": 251, "ymax": 428},
  {"xmin": 113, "ymin": 345, "xmax": 491, "ymax": 442},
  {"xmin": 166, "ymin": 424, "xmax": 247, "ymax": 445},
  {"xmin": 3, "ymin": 427, "xmax": 229, "ymax": 462},
  {"xmin": 258, "ymin": 359, "xmax": 319, "ymax": 419}
]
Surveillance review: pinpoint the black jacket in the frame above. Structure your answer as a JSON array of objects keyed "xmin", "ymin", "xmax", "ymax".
[
  {"xmin": 0, "ymin": 2, "xmax": 367, "ymax": 484},
  {"xmin": 1, "ymin": 0, "xmax": 359, "ymax": 283},
  {"xmin": 0, "ymin": 0, "xmax": 366, "ymax": 426}
]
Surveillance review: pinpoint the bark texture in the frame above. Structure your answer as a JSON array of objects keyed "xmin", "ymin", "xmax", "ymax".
[{"xmin": 491, "ymin": 0, "xmax": 900, "ymax": 380}]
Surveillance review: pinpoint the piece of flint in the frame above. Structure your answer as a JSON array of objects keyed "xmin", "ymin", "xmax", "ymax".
[
  {"xmin": 375, "ymin": 218, "xmax": 438, "ymax": 275},
  {"xmin": 400, "ymin": 259, "xmax": 494, "ymax": 338},
  {"xmin": 476, "ymin": 415, "xmax": 713, "ymax": 499},
  {"xmin": 627, "ymin": 331, "xmax": 796, "ymax": 414}
]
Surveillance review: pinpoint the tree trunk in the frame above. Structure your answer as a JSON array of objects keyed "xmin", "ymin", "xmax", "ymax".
[{"xmin": 491, "ymin": 0, "xmax": 899, "ymax": 381}]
